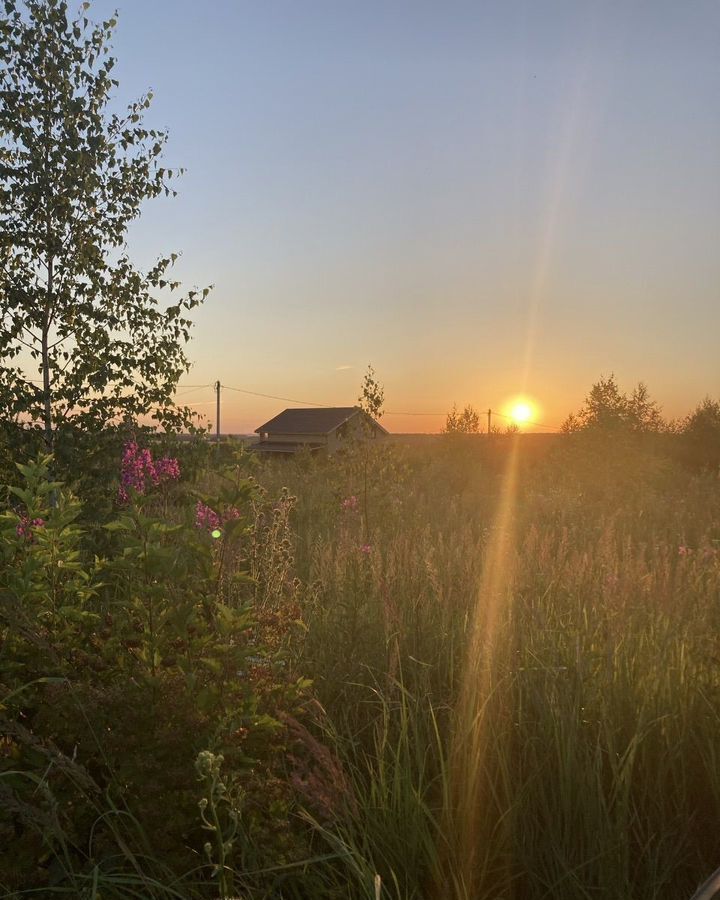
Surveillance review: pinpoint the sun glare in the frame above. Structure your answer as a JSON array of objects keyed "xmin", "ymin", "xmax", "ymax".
[{"xmin": 511, "ymin": 402, "xmax": 533, "ymax": 424}]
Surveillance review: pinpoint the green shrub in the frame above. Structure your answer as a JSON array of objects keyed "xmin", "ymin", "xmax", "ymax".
[{"xmin": 0, "ymin": 453, "xmax": 311, "ymax": 896}]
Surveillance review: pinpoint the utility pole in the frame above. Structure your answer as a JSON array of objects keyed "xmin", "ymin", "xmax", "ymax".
[
  {"xmin": 487, "ymin": 408, "xmax": 492, "ymax": 436},
  {"xmin": 215, "ymin": 380, "xmax": 221, "ymax": 443}
]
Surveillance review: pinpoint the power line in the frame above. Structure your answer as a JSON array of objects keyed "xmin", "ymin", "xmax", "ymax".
[
  {"xmin": 222, "ymin": 384, "xmax": 331, "ymax": 408},
  {"xmin": 221, "ymin": 383, "xmax": 560, "ymax": 431},
  {"xmin": 176, "ymin": 384, "xmax": 212, "ymax": 397}
]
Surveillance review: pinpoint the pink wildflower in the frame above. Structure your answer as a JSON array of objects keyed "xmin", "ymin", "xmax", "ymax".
[
  {"xmin": 195, "ymin": 501, "xmax": 241, "ymax": 534},
  {"xmin": 16, "ymin": 516, "xmax": 45, "ymax": 541},
  {"xmin": 678, "ymin": 546, "xmax": 693, "ymax": 557},
  {"xmin": 154, "ymin": 456, "xmax": 181, "ymax": 482},
  {"xmin": 342, "ymin": 496, "xmax": 359, "ymax": 512},
  {"xmin": 359, "ymin": 543, "xmax": 372, "ymax": 555},
  {"xmin": 195, "ymin": 501, "xmax": 221, "ymax": 531},
  {"xmin": 118, "ymin": 442, "xmax": 180, "ymax": 503},
  {"xmin": 118, "ymin": 441, "xmax": 155, "ymax": 502}
]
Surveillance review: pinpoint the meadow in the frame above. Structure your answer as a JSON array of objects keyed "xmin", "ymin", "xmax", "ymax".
[
  {"xmin": 2, "ymin": 3, "xmax": 718, "ymax": 898},
  {"xmin": 2, "ymin": 428, "xmax": 720, "ymax": 899}
]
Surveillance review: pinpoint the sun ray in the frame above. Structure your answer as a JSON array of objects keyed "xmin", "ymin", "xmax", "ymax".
[{"xmin": 439, "ymin": 437, "xmax": 521, "ymax": 897}]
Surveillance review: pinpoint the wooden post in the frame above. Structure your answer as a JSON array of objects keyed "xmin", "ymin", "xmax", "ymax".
[
  {"xmin": 487, "ymin": 408, "xmax": 492, "ymax": 435},
  {"xmin": 215, "ymin": 380, "xmax": 221, "ymax": 443}
]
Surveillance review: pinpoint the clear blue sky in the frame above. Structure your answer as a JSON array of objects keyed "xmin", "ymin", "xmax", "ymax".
[{"xmin": 90, "ymin": 0, "xmax": 720, "ymax": 432}]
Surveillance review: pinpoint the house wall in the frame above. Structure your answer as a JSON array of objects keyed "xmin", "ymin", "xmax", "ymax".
[
  {"xmin": 260, "ymin": 413, "xmax": 385, "ymax": 455},
  {"xmin": 263, "ymin": 432, "xmax": 328, "ymax": 447},
  {"xmin": 328, "ymin": 415, "xmax": 385, "ymax": 454}
]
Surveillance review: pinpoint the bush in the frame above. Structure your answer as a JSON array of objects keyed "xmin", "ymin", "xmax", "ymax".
[
  {"xmin": 0, "ymin": 453, "xmax": 311, "ymax": 896},
  {"xmin": 678, "ymin": 398, "xmax": 720, "ymax": 470}
]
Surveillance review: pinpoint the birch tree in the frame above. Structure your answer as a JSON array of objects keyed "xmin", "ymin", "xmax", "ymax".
[{"xmin": 0, "ymin": 0, "xmax": 209, "ymax": 449}]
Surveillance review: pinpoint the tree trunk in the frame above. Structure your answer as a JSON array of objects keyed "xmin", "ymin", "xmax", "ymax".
[
  {"xmin": 41, "ymin": 317, "xmax": 52, "ymax": 451},
  {"xmin": 43, "ymin": 79, "xmax": 54, "ymax": 453},
  {"xmin": 43, "ymin": 254, "xmax": 57, "ymax": 508},
  {"xmin": 42, "ymin": 240, "xmax": 54, "ymax": 451}
]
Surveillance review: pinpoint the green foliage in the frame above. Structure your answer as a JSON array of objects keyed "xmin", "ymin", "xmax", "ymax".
[
  {"xmin": 6, "ymin": 426, "xmax": 720, "ymax": 898},
  {"xmin": 0, "ymin": 0, "xmax": 210, "ymax": 446},
  {"xmin": 0, "ymin": 453, "xmax": 310, "ymax": 896},
  {"xmin": 195, "ymin": 750, "xmax": 241, "ymax": 900},
  {"xmin": 0, "ymin": 455, "xmax": 99, "ymax": 683}
]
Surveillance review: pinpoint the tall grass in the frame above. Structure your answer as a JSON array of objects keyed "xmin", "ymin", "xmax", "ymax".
[
  {"xmin": 6, "ymin": 437, "xmax": 718, "ymax": 897},
  {"xmin": 255, "ymin": 437, "xmax": 720, "ymax": 899}
]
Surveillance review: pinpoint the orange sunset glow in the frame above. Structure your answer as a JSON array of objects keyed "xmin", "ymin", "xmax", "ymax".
[{"xmin": 85, "ymin": 0, "xmax": 716, "ymax": 437}]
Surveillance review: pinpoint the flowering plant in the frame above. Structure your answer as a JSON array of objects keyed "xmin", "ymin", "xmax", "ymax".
[
  {"xmin": 118, "ymin": 441, "xmax": 180, "ymax": 503},
  {"xmin": 195, "ymin": 500, "xmax": 241, "ymax": 535},
  {"xmin": 15, "ymin": 515, "xmax": 45, "ymax": 540}
]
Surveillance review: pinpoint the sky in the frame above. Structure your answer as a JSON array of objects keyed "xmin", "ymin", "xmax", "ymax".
[{"xmin": 87, "ymin": 0, "xmax": 719, "ymax": 433}]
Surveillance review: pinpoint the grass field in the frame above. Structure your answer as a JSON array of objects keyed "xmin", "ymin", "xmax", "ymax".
[
  {"xmin": 251, "ymin": 433, "xmax": 720, "ymax": 899},
  {"xmin": 2, "ymin": 431, "xmax": 720, "ymax": 899}
]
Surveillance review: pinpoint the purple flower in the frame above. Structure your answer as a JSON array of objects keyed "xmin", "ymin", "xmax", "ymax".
[
  {"xmin": 118, "ymin": 442, "xmax": 180, "ymax": 503},
  {"xmin": 16, "ymin": 516, "xmax": 45, "ymax": 541},
  {"xmin": 359, "ymin": 543, "xmax": 372, "ymax": 555},
  {"xmin": 195, "ymin": 500, "xmax": 221, "ymax": 531},
  {"xmin": 118, "ymin": 441, "xmax": 153, "ymax": 502},
  {"xmin": 154, "ymin": 456, "xmax": 181, "ymax": 482},
  {"xmin": 194, "ymin": 501, "xmax": 241, "ymax": 534}
]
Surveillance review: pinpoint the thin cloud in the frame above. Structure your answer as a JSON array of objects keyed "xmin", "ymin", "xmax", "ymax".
[{"xmin": 335, "ymin": 365, "xmax": 353, "ymax": 371}]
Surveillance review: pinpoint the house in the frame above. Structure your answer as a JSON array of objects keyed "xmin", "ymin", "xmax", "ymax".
[{"xmin": 252, "ymin": 406, "xmax": 387, "ymax": 456}]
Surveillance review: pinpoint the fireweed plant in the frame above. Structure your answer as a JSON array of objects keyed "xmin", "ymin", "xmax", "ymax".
[
  {"xmin": 0, "ymin": 454, "xmax": 314, "ymax": 897},
  {"xmin": 117, "ymin": 439, "xmax": 182, "ymax": 520}
]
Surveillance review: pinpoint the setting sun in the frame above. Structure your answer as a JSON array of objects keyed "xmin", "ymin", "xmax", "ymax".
[{"xmin": 510, "ymin": 402, "xmax": 533, "ymax": 424}]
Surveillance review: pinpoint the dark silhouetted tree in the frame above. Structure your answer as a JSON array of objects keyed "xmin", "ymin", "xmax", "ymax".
[
  {"xmin": 679, "ymin": 398, "xmax": 720, "ymax": 469},
  {"xmin": 444, "ymin": 403, "xmax": 480, "ymax": 434},
  {"xmin": 358, "ymin": 364, "xmax": 384, "ymax": 421},
  {"xmin": 0, "ymin": 0, "xmax": 210, "ymax": 450},
  {"xmin": 562, "ymin": 375, "xmax": 664, "ymax": 434}
]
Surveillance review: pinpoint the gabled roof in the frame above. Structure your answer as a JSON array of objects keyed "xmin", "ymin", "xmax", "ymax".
[{"xmin": 255, "ymin": 406, "xmax": 388, "ymax": 436}]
